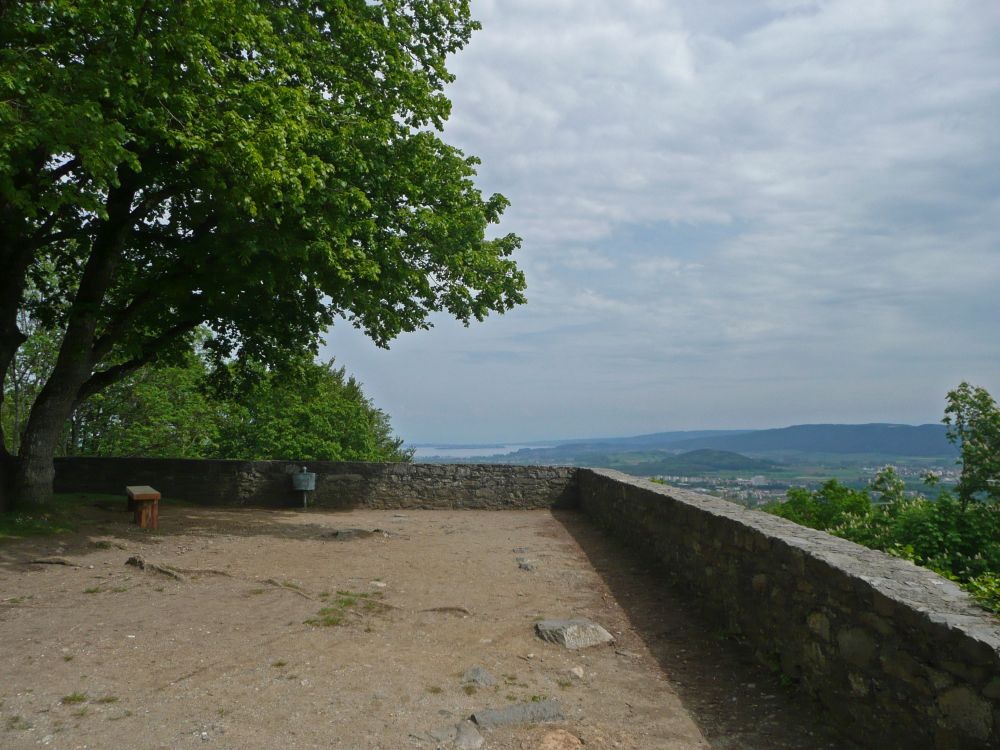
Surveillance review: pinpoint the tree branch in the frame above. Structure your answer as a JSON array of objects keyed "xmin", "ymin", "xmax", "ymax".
[
  {"xmin": 76, "ymin": 318, "xmax": 201, "ymax": 406},
  {"xmin": 130, "ymin": 184, "xmax": 177, "ymax": 222},
  {"xmin": 44, "ymin": 157, "xmax": 80, "ymax": 185}
]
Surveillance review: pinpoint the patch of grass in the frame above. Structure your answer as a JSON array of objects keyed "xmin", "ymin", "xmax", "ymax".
[
  {"xmin": 6, "ymin": 715, "xmax": 32, "ymax": 731},
  {"xmin": 529, "ymin": 694, "xmax": 548, "ymax": 703},
  {"xmin": 271, "ymin": 660, "xmax": 287, "ymax": 668},
  {"xmin": 505, "ymin": 693, "xmax": 518, "ymax": 702},
  {"xmin": 556, "ymin": 679, "xmax": 573, "ymax": 689},
  {"xmin": 426, "ymin": 686, "xmax": 443, "ymax": 694},
  {"xmin": 304, "ymin": 608, "xmax": 344, "ymax": 627},
  {"xmin": 281, "ymin": 580, "xmax": 303, "ymax": 591},
  {"xmin": 7, "ymin": 595, "xmax": 29, "ymax": 604},
  {"xmin": 110, "ymin": 587, "xmax": 127, "ymax": 593},
  {"xmin": 61, "ymin": 692, "xmax": 87, "ymax": 705},
  {"xmin": 335, "ymin": 590, "xmax": 360, "ymax": 606},
  {"xmin": 83, "ymin": 587, "xmax": 103, "ymax": 594},
  {"xmin": 0, "ymin": 494, "xmax": 82, "ymax": 539},
  {"xmin": 304, "ymin": 589, "xmax": 386, "ymax": 628},
  {"xmin": 94, "ymin": 696, "xmax": 118, "ymax": 704},
  {"xmin": 93, "ymin": 540, "xmax": 113, "ymax": 550},
  {"xmin": 246, "ymin": 588, "xmax": 266, "ymax": 596},
  {"xmin": 62, "ymin": 654, "xmax": 74, "ymax": 662},
  {"xmin": 72, "ymin": 707, "xmax": 88, "ymax": 718},
  {"xmin": 462, "ymin": 684, "xmax": 477, "ymax": 696},
  {"xmin": 107, "ymin": 710, "xmax": 132, "ymax": 721}
]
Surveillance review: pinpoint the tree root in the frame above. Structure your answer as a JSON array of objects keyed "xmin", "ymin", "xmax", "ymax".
[
  {"xmin": 125, "ymin": 555, "xmax": 186, "ymax": 581},
  {"xmin": 263, "ymin": 578, "xmax": 315, "ymax": 600},
  {"xmin": 29, "ymin": 557, "xmax": 80, "ymax": 567}
]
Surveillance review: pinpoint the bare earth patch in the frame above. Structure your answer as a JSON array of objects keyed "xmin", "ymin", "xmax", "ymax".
[{"xmin": 0, "ymin": 504, "xmax": 855, "ymax": 749}]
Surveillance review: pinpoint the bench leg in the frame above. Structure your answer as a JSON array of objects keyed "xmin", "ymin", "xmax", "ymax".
[{"xmin": 134, "ymin": 500, "xmax": 159, "ymax": 530}]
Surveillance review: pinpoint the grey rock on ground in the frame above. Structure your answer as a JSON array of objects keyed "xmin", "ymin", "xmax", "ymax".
[
  {"xmin": 516, "ymin": 556, "xmax": 538, "ymax": 572},
  {"xmin": 454, "ymin": 721, "xmax": 485, "ymax": 749},
  {"xmin": 535, "ymin": 619, "xmax": 614, "ymax": 650},
  {"xmin": 462, "ymin": 666, "xmax": 497, "ymax": 687},
  {"xmin": 471, "ymin": 700, "xmax": 564, "ymax": 727},
  {"xmin": 323, "ymin": 528, "xmax": 391, "ymax": 540},
  {"xmin": 421, "ymin": 721, "xmax": 484, "ymax": 749},
  {"xmin": 427, "ymin": 725, "xmax": 458, "ymax": 743}
]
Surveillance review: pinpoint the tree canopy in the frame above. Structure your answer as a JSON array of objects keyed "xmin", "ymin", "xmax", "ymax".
[
  {"xmin": 0, "ymin": 1, "xmax": 524, "ymax": 508},
  {"xmin": 944, "ymin": 382, "xmax": 1000, "ymax": 505}
]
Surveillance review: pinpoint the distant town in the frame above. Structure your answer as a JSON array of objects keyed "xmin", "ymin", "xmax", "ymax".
[{"xmin": 654, "ymin": 464, "xmax": 961, "ymax": 508}]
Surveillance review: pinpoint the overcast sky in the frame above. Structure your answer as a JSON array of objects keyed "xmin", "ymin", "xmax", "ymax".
[{"xmin": 321, "ymin": 0, "xmax": 1000, "ymax": 444}]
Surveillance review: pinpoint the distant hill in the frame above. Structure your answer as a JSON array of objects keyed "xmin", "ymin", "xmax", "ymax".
[
  {"xmin": 558, "ymin": 429, "xmax": 750, "ymax": 449},
  {"xmin": 669, "ymin": 423, "xmax": 956, "ymax": 458},
  {"xmin": 621, "ymin": 449, "xmax": 777, "ymax": 476},
  {"xmin": 414, "ymin": 423, "xmax": 958, "ymax": 467}
]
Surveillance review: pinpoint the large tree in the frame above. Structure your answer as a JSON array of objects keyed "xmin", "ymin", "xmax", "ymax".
[{"xmin": 0, "ymin": 0, "xmax": 525, "ymax": 509}]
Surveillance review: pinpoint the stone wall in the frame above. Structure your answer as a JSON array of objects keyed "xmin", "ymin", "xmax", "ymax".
[
  {"xmin": 577, "ymin": 468, "xmax": 1000, "ymax": 750},
  {"xmin": 53, "ymin": 457, "xmax": 578, "ymax": 510}
]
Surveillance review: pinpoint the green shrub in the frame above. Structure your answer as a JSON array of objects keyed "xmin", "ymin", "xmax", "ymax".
[{"xmin": 763, "ymin": 473, "xmax": 1000, "ymax": 614}]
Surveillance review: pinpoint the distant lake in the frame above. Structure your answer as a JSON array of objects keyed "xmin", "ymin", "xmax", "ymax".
[{"xmin": 411, "ymin": 444, "xmax": 546, "ymax": 460}]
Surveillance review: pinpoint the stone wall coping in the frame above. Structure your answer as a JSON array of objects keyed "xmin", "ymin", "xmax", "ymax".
[{"xmin": 583, "ymin": 468, "xmax": 1000, "ymax": 656}]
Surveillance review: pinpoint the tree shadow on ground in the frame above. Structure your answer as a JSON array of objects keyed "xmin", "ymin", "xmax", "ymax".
[
  {"xmin": 551, "ymin": 510, "xmax": 861, "ymax": 750},
  {"xmin": 0, "ymin": 496, "xmax": 394, "ymax": 573}
]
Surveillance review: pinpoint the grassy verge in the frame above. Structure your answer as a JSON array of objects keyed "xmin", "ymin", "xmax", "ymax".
[
  {"xmin": 0, "ymin": 492, "xmax": 132, "ymax": 540},
  {"xmin": 0, "ymin": 494, "xmax": 84, "ymax": 540}
]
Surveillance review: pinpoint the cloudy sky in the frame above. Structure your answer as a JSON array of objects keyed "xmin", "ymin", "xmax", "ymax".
[{"xmin": 322, "ymin": 0, "xmax": 1000, "ymax": 444}]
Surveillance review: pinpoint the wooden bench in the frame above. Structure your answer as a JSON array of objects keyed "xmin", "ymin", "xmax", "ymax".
[{"xmin": 126, "ymin": 485, "xmax": 161, "ymax": 530}]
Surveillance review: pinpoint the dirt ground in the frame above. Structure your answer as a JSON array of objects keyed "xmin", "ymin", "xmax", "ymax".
[{"xmin": 0, "ymin": 502, "xmax": 858, "ymax": 750}]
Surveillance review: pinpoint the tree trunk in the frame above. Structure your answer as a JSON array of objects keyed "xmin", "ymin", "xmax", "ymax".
[
  {"xmin": 11, "ymin": 446, "xmax": 57, "ymax": 509},
  {"xmin": 7, "ymin": 177, "xmax": 138, "ymax": 510},
  {"xmin": 0, "ymin": 452, "xmax": 15, "ymax": 513},
  {"xmin": 13, "ymin": 378, "xmax": 79, "ymax": 507}
]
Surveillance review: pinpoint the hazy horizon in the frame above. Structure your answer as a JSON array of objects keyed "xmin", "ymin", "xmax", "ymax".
[{"xmin": 407, "ymin": 420, "xmax": 948, "ymax": 448}]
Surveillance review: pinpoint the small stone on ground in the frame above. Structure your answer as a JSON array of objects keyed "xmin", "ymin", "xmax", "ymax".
[
  {"xmin": 454, "ymin": 721, "xmax": 485, "ymax": 749},
  {"xmin": 471, "ymin": 700, "xmax": 564, "ymax": 728},
  {"xmin": 535, "ymin": 618, "xmax": 614, "ymax": 650},
  {"xmin": 462, "ymin": 666, "xmax": 496, "ymax": 687},
  {"xmin": 323, "ymin": 528, "xmax": 389, "ymax": 540},
  {"xmin": 421, "ymin": 721, "xmax": 484, "ymax": 749}
]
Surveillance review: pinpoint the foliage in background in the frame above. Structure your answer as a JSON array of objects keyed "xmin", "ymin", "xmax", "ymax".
[
  {"xmin": 65, "ymin": 348, "xmax": 221, "ymax": 458},
  {"xmin": 763, "ymin": 468, "xmax": 1000, "ymax": 614},
  {"xmin": 944, "ymin": 382, "xmax": 1000, "ymax": 505},
  {"xmin": 209, "ymin": 356, "xmax": 411, "ymax": 462},
  {"xmin": 1, "ymin": 327, "xmax": 410, "ymax": 463}
]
